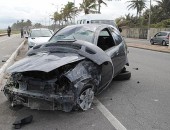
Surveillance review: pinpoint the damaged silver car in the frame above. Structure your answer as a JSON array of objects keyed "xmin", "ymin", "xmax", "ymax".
[{"xmin": 3, "ymin": 24, "xmax": 130, "ymax": 112}]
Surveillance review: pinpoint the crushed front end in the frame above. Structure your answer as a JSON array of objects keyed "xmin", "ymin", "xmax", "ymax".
[
  {"xmin": 3, "ymin": 60, "xmax": 101, "ymax": 112},
  {"xmin": 3, "ymin": 63, "xmax": 78, "ymax": 112}
]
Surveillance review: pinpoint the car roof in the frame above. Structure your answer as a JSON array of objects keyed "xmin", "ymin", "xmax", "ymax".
[
  {"xmin": 31, "ymin": 28, "xmax": 50, "ymax": 31},
  {"xmin": 160, "ymin": 31, "xmax": 170, "ymax": 33},
  {"xmin": 64, "ymin": 24, "xmax": 112, "ymax": 31}
]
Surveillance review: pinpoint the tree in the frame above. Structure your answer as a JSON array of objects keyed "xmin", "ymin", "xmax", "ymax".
[
  {"xmin": 34, "ymin": 23, "xmax": 42, "ymax": 28},
  {"xmin": 97, "ymin": 0, "xmax": 107, "ymax": 13},
  {"xmin": 79, "ymin": 0, "xmax": 97, "ymax": 14},
  {"xmin": 53, "ymin": 11, "xmax": 62, "ymax": 26},
  {"xmin": 127, "ymin": 0, "xmax": 146, "ymax": 17},
  {"xmin": 156, "ymin": 0, "xmax": 170, "ymax": 19}
]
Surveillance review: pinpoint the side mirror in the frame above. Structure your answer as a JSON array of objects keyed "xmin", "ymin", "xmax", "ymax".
[{"xmin": 118, "ymin": 27, "xmax": 122, "ymax": 33}]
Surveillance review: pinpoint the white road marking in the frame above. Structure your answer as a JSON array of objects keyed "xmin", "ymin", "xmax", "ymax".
[
  {"xmin": 94, "ymin": 98, "xmax": 127, "ymax": 130},
  {"xmin": 0, "ymin": 35, "xmax": 19, "ymax": 43}
]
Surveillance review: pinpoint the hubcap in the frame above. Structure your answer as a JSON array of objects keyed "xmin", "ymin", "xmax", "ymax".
[{"xmin": 78, "ymin": 88, "xmax": 94, "ymax": 110}]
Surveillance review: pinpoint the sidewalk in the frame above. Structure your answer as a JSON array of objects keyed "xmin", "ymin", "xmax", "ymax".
[{"xmin": 127, "ymin": 42, "xmax": 170, "ymax": 53}]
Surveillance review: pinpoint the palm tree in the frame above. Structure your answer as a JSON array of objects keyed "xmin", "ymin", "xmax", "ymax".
[
  {"xmin": 127, "ymin": 0, "xmax": 146, "ymax": 17},
  {"xmin": 97, "ymin": 0, "xmax": 107, "ymax": 14},
  {"xmin": 156, "ymin": 0, "xmax": 170, "ymax": 19},
  {"xmin": 53, "ymin": 11, "xmax": 62, "ymax": 26},
  {"xmin": 79, "ymin": 0, "xmax": 97, "ymax": 14},
  {"xmin": 62, "ymin": 2, "xmax": 79, "ymax": 23}
]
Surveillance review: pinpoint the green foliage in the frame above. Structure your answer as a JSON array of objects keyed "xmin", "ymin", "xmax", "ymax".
[
  {"xmin": 127, "ymin": 0, "xmax": 146, "ymax": 17},
  {"xmin": 79, "ymin": 0, "xmax": 97, "ymax": 14},
  {"xmin": 53, "ymin": 2, "xmax": 79, "ymax": 25},
  {"xmin": 151, "ymin": 19, "xmax": 170, "ymax": 28},
  {"xmin": 12, "ymin": 19, "xmax": 32, "ymax": 30},
  {"xmin": 117, "ymin": 0, "xmax": 170, "ymax": 28}
]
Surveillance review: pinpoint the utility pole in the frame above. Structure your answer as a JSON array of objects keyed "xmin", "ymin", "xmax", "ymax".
[
  {"xmin": 147, "ymin": 0, "xmax": 151, "ymax": 40},
  {"xmin": 74, "ymin": 0, "xmax": 76, "ymax": 24}
]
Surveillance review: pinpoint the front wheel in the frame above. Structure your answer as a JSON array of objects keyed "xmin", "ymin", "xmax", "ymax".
[
  {"xmin": 77, "ymin": 87, "xmax": 94, "ymax": 111},
  {"xmin": 162, "ymin": 41, "xmax": 167, "ymax": 46}
]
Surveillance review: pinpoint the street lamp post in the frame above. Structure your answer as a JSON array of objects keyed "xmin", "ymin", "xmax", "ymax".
[{"xmin": 147, "ymin": 0, "xmax": 151, "ymax": 40}]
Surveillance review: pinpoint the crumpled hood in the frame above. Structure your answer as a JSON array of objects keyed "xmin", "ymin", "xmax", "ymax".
[
  {"xmin": 29, "ymin": 37, "xmax": 51, "ymax": 44},
  {"xmin": 7, "ymin": 53, "xmax": 85, "ymax": 73}
]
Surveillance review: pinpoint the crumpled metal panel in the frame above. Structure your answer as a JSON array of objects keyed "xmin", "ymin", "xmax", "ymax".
[
  {"xmin": 7, "ymin": 53, "xmax": 85, "ymax": 73},
  {"xmin": 27, "ymin": 40, "xmax": 113, "ymax": 65}
]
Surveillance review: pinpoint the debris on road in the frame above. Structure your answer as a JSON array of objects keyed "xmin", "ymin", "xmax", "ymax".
[
  {"xmin": 133, "ymin": 68, "xmax": 139, "ymax": 70},
  {"xmin": 13, "ymin": 115, "xmax": 33, "ymax": 129}
]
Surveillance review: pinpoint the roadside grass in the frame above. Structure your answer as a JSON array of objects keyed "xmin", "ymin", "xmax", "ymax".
[{"xmin": 0, "ymin": 30, "xmax": 20, "ymax": 34}]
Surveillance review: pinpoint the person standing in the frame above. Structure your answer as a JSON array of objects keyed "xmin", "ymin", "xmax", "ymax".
[
  {"xmin": 20, "ymin": 28, "xmax": 24, "ymax": 38},
  {"xmin": 7, "ymin": 26, "xmax": 11, "ymax": 37}
]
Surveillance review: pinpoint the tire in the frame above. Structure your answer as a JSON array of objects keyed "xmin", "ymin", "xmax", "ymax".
[
  {"xmin": 162, "ymin": 40, "xmax": 166, "ymax": 46},
  {"xmin": 150, "ymin": 39, "xmax": 154, "ymax": 45},
  {"xmin": 114, "ymin": 71, "xmax": 131, "ymax": 81},
  {"xmin": 77, "ymin": 87, "xmax": 94, "ymax": 111}
]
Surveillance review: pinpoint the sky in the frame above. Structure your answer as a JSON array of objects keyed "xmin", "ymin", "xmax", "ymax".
[{"xmin": 0, "ymin": 0, "xmax": 157, "ymax": 29}]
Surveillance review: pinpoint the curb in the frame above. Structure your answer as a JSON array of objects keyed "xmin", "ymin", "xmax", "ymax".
[
  {"xmin": 0, "ymin": 33, "xmax": 7, "ymax": 37},
  {"xmin": 127, "ymin": 45, "xmax": 170, "ymax": 53},
  {"xmin": 0, "ymin": 40, "xmax": 26, "ymax": 88}
]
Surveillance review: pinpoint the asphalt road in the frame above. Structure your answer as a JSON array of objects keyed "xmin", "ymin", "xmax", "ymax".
[
  {"xmin": 97, "ymin": 47, "xmax": 170, "ymax": 130},
  {"xmin": 0, "ymin": 45, "xmax": 170, "ymax": 130},
  {"xmin": 0, "ymin": 34, "xmax": 24, "ymax": 67}
]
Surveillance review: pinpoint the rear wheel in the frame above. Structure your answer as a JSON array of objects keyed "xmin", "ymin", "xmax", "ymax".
[
  {"xmin": 162, "ymin": 40, "xmax": 167, "ymax": 46},
  {"xmin": 114, "ymin": 71, "xmax": 131, "ymax": 80},
  {"xmin": 150, "ymin": 39, "xmax": 154, "ymax": 45}
]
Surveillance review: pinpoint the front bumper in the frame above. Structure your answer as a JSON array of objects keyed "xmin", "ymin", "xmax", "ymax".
[{"xmin": 3, "ymin": 87, "xmax": 75, "ymax": 112}]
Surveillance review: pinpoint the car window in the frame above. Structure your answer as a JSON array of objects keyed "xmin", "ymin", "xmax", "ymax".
[
  {"xmin": 110, "ymin": 27, "xmax": 122, "ymax": 45},
  {"xmin": 155, "ymin": 32, "xmax": 161, "ymax": 37},
  {"xmin": 160, "ymin": 32, "xmax": 167, "ymax": 36},
  {"xmin": 97, "ymin": 28, "xmax": 115, "ymax": 50},
  {"xmin": 30, "ymin": 30, "xmax": 52, "ymax": 37}
]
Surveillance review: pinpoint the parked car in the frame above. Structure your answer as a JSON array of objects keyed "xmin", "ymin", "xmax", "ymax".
[
  {"xmin": 150, "ymin": 31, "xmax": 170, "ymax": 46},
  {"xmin": 28, "ymin": 28, "xmax": 53, "ymax": 48},
  {"xmin": 3, "ymin": 24, "xmax": 130, "ymax": 112}
]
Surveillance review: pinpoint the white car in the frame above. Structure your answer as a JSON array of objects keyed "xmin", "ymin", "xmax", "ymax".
[{"xmin": 28, "ymin": 28, "xmax": 53, "ymax": 49}]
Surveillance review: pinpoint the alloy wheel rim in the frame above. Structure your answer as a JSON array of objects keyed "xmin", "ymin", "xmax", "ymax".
[{"xmin": 78, "ymin": 88, "xmax": 94, "ymax": 110}]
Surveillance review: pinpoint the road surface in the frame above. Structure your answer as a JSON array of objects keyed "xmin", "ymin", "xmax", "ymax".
[
  {"xmin": 0, "ymin": 44, "xmax": 170, "ymax": 130},
  {"xmin": 0, "ymin": 34, "xmax": 24, "ymax": 67}
]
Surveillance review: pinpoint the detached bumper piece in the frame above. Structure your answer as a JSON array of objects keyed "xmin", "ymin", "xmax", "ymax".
[{"xmin": 13, "ymin": 115, "xmax": 33, "ymax": 129}]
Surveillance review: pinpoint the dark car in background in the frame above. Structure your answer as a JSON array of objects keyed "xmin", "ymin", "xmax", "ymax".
[
  {"xmin": 150, "ymin": 31, "xmax": 170, "ymax": 46},
  {"xmin": 3, "ymin": 24, "xmax": 130, "ymax": 112}
]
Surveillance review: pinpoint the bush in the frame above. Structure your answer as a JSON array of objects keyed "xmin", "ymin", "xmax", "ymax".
[{"xmin": 151, "ymin": 19, "xmax": 170, "ymax": 28}]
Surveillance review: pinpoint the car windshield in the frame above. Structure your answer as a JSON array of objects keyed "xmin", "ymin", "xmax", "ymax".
[
  {"xmin": 49, "ymin": 26, "xmax": 95, "ymax": 43},
  {"xmin": 30, "ymin": 30, "xmax": 52, "ymax": 37}
]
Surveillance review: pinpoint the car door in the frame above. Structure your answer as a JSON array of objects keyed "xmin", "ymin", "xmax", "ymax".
[
  {"xmin": 109, "ymin": 27, "xmax": 126, "ymax": 75},
  {"xmin": 96, "ymin": 27, "xmax": 121, "ymax": 76},
  {"xmin": 154, "ymin": 32, "xmax": 162, "ymax": 43},
  {"xmin": 160, "ymin": 32, "xmax": 167, "ymax": 42}
]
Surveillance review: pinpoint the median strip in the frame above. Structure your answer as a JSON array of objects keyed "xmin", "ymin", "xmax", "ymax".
[{"xmin": 0, "ymin": 40, "xmax": 26, "ymax": 88}]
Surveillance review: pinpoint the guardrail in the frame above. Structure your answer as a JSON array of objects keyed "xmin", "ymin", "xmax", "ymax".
[{"xmin": 0, "ymin": 33, "xmax": 7, "ymax": 37}]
